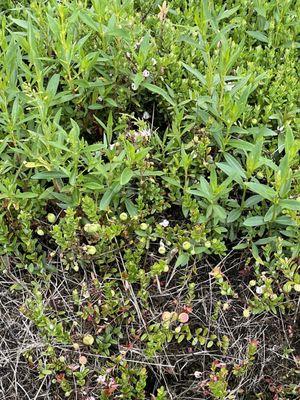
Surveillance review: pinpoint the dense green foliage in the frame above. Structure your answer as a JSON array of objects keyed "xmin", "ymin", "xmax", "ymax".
[{"xmin": 0, "ymin": 0, "xmax": 299, "ymax": 399}]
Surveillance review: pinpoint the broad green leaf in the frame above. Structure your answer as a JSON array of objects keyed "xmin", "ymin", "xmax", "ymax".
[
  {"xmin": 175, "ymin": 253, "xmax": 189, "ymax": 268},
  {"xmin": 217, "ymin": 162, "xmax": 243, "ymax": 183},
  {"xmin": 227, "ymin": 208, "xmax": 241, "ymax": 223},
  {"xmin": 229, "ymin": 139, "xmax": 254, "ymax": 152},
  {"xmin": 247, "ymin": 30, "xmax": 268, "ymax": 43},
  {"xmin": 124, "ymin": 198, "xmax": 137, "ymax": 217},
  {"xmin": 99, "ymin": 189, "xmax": 114, "ymax": 211},
  {"xmin": 15, "ymin": 192, "xmax": 39, "ymax": 199},
  {"xmin": 246, "ymin": 182, "xmax": 276, "ymax": 201},
  {"xmin": 224, "ymin": 154, "xmax": 246, "ymax": 179},
  {"xmin": 80, "ymin": 12, "xmax": 99, "ymax": 31},
  {"xmin": 162, "ymin": 176, "xmax": 182, "ymax": 188},
  {"xmin": 10, "ymin": 18, "xmax": 28, "ymax": 30},
  {"xmin": 279, "ymin": 199, "xmax": 300, "ymax": 211},
  {"xmin": 217, "ymin": 6, "xmax": 239, "ymax": 21},
  {"xmin": 46, "ymin": 74, "xmax": 60, "ymax": 97},
  {"xmin": 244, "ymin": 194, "xmax": 261, "ymax": 207},
  {"xmin": 243, "ymin": 216, "xmax": 265, "ymax": 226},
  {"xmin": 31, "ymin": 171, "xmax": 69, "ymax": 179},
  {"xmin": 142, "ymin": 82, "xmax": 175, "ymax": 106},
  {"xmin": 213, "ymin": 205, "xmax": 227, "ymax": 221},
  {"xmin": 264, "ymin": 205, "xmax": 278, "ymax": 222},
  {"xmin": 275, "ymin": 216, "xmax": 296, "ymax": 226},
  {"xmin": 182, "ymin": 62, "xmax": 206, "ymax": 86},
  {"xmin": 132, "ymin": 73, "xmax": 144, "ymax": 90},
  {"xmin": 120, "ymin": 168, "xmax": 133, "ymax": 185}
]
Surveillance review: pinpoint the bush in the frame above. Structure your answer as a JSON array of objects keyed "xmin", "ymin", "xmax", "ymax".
[{"xmin": 0, "ymin": 1, "xmax": 299, "ymax": 399}]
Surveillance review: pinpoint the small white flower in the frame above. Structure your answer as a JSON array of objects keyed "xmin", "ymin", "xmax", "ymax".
[
  {"xmin": 97, "ymin": 375, "xmax": 106, "ymax": 385},
  {"xmin": 126, "ymin": 51, "xmax": 131, "ymax": 58},
  {"xmin": 139, "ymin": 129, "xmax": 151, "ymax": 138},
  {"xmin": 194, "ymin": 371, "xmax": 202, "ymax": 378},
  {"xmin": 225, "ymin": 82, "xmax": 235, "ymax": 91},
  {"xmin": 134, "ymin": 40, "xmax": 141, "ymax": 50},
  {"xmin": 256, "ymin": 285, "xmax": 265, "ymax": 294},
  {"xmin": 131, "ymin": 83, "xmax": 137, "ymax": 91},
  {"xmin": 97, "ymin": 96, "xmax": 103, "ymax": 102},
  {"xmin": 277, "ymin": 126, "xmax": 284, "ymax": 132},
  {"xmin": 109, "ymin": 143, "xmax": 116, "ymax": 150},
  {"xmin": 151, "ymin": 57, "xmax": 157, "ymax": 65},
  {"xmin": 143, "ymin": 111, "xmax": 150, "ymax": 120},
  {"xmin": 143, "ymin": 69, "xmax": 150, "ymax": 78},
  {"xmin": 160, "ymin": 219, "xmax": 169, "ymax": 227}
]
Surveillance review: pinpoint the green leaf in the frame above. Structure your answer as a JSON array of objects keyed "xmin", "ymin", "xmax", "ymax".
[
  {"xmin": 46, "ymin": 74, "xmax": 60, "ymax": 97},
  {"xmin": 275, "ymin": 216, "xmax": 296, "ymax": 226},
  {"xmin": 243, "ymin": 216, "xmax": 265, "ymax": 226},
  {"xmin": 162, "ymin": 176, "xmax": 182, "ymax": 188},
  {"xmin": 247, "ymin": 30, "xmax": 269, "ymax": 43},
  {"xmin": 132, "ymin": 72, "xmax": 144, "ymax": 90},
  {"xmin": 245, "ymin": 195, "xmax": 262, "ymax": 207},
  {"xmin": 227, "ymin": 208, "xmax": 241, "ymax": 223},
  {"xmin": 233, "ymin": 243, "xmax": 248, "ymax": 250},
  {"xmin": 124, "ymin": 198, "xmax": 137, "ymax": 217},
  {"xmin": 279, "ymin": 199, "xmax": 300, "ymax": 211},
  {"xmin": 139, "ymin": 32, "xmax": 151, "ymax": 58},
  {"xmin": 80, "ymin": 12, "xmax": 99, "ymax": 31},
  {"xmin": 99, "ymin": 189, "xmax": 114, "ymax": 211},
  {"xmin": 246, "ymin": 182, "xmax": 276, "ymax": 201},
  {"xmin": 142, "ymin": 82, "xmax": 175, "ymax": 106},
  {"xmin": 15, "ymin": 192, "xmax": 39, "ymax": 199},
  {"xmin": 120, "ymin": 168, "xmax": 133, "ymax": 185},
  {"xmin": 182, "ymin": 62, "xmax": 206, "ymax": 86},
  {"xmin": 31, "ymin": 171, "xmax": 69, "ymax": 180},
  {"xmin": 10, "ymin": 17, "xmax": 29, "ymax": 30},
  {"xmin": 224, "ymin": 153, "xmax": 247, "ymax": 179},
  {"xmin": 217, "ymin": 6, "xmax": 239, "ymax": 21},
  {"xmin": 264, "ymin": 205, "xmax": 277, "ymax": 222},
  {"xmin": 175, "ymin": 253, "xmax": 189, "ymax": 268},
  {"xmin": 213, "ymin": 205, "xmax": 227, "ymax": 221}
]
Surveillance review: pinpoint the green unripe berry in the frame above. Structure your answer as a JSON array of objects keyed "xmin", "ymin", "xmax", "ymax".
[
  {"xmin": 140, "ymin": 223, "xmax": 148, "ymax": 231},
  {"xmin": 120, "ymin": 212, "xmax": 128, "ymax": 221},
  {"xmin": 182, "ymin": 241, "xmax": 191, "ymax": 251},
  {"xmin": 158, "ymin": 246, "xmax": 166, "ymax": 255},
  {"xmin": 37, "ymin": 228, "xmax": 44, "ymax": 236},
  {"xmin": 82, "ymin": 334, "xmax": 94, "ymax": 346},
  {"xmin": 84, "ymin": 223, "xmax": 100, "ymax": 234},
  {"xmin": 47, "ymin": 213, "xmax": 56, "ymax": 223},
  {"xmin": 86, "ymin": 245, "xmax": 97, "ymax": 255}
]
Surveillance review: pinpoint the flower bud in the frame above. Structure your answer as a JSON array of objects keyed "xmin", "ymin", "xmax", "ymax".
[
  {"xmin": 86, "ymin": 245, "xmax": 97, "ymax": 255},
  {"xmin": 47, "ymin": 213, "xmax": 56, "ymax": 223},
  {"xmin": 84, "ymin": 223, "xmax": 100, "ymax": 234},
  {"xmin": 182, "ymin": 241, "xmax": 191, "ymax": 251},
  {"xmin": 120, "ymin": 212, "xmax": 128, "ymax": 221},
  {"xmin": 140, "ymin": 223, "xmax": 148, "ymax": 231}
]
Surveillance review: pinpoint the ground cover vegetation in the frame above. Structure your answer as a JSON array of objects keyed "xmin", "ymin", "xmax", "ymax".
[{"xmin": 0, "ymin": 0, "xmax": 299, "ymax": 399}]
